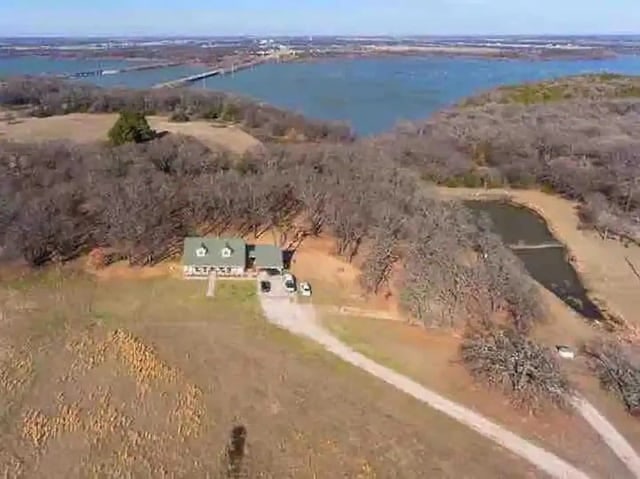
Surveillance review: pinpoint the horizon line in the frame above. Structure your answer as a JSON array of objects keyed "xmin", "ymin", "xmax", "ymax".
[{"xmin": 2, "ymin": 33, "xmax": 640, "ymax": 39}]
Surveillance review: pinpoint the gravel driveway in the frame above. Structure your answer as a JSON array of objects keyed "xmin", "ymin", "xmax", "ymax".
[{"xmin": 258, "ymin": 292, "xmax": 591, "ymax": 479}]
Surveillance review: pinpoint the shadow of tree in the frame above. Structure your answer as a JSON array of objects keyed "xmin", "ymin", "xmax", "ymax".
[{"xmin": 226, "ymin": 424, "xmax": 247, "ymax": 478}]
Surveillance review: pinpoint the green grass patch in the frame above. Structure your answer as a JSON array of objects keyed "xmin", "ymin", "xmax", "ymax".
[
  {"xmin": 460, "ymin": 74, "xmax": 640, "ymax": 107},
  {"xmin": 506, "ymin": 85, "xmax": 570, "ymax": 105},
  {"xmin": 322, "ymin": 315, "xmax": 409, "ymax": 375},
  {"xmin": 214, "ymin": 280, "xmax": 257, "ymax": 304}
]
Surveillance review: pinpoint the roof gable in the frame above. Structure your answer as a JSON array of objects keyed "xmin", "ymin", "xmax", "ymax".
[{"xmin": 183, "ymin": 237, "xmax": 246, "ymax": 267}]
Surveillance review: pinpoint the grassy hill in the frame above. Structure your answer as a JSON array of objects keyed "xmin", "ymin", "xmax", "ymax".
[{"xmin": 0, "ymin": 269, "xmax": 535, "ymax": 478}]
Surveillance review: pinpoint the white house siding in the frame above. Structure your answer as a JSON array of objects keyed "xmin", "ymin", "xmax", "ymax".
[{"xmin": 183, "ymin": 265, "xmax": 245, "ymax": 278}]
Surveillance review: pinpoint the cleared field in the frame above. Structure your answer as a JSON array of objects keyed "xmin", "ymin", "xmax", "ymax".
[
  {"xmin": 0, "ymin": 113, "xmax": 262, "ymax": 155},
  {"xmin": 0, "ymin": 268, "xmax": 537, "ymax": 478}
]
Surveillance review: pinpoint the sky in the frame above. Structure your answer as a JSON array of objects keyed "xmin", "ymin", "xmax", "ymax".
[{"xmin": 0, "ymin": 0, "xmax": 639, "ymax": 37}]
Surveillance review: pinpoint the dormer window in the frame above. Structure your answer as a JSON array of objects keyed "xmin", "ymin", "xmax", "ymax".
[
  {"xmin": 221, "ymin": 246, "xmax": 232, "ymax": 258},
  {"xmin": 196, "ymin": 244, "xmax": 208, "ymax": 257}
]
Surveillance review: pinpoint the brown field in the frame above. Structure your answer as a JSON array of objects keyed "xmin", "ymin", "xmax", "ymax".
[
  {"xmin": 0, "ymin": 113, "xmax": 262, "ymax": 155},
  {"xmin": 320, "ymin": 313, "xmax": 635, "ymax": 479},
  {"xmin": 277, "ymin": 230, "xmax": 639, "ymax": 478},
  {"xmin": 0, "ymin": 268, "xmax": 540, "ymax": 479}
]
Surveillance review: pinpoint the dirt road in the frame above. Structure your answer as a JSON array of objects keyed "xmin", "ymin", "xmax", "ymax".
[
  {"xmin": 259, "ymin": 294, "xmax": 590, "ymax": 479},
  {"xmin": 571, "ymin": 396, "xmax": 640, "ymax": 477}
]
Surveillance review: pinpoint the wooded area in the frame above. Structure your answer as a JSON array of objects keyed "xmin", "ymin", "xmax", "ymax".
[
  {"xmin": 4, "ymin": 75, "xmax": 639, "ymax": 413},
  {"xmin": 375, "ymin": 74, "xmax": 640, "ymax": 243},
  {"xmin": 0, "ymin": 76, "xmax": 354, "ymax": 142}
]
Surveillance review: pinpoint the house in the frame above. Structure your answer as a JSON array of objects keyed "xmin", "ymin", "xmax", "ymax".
[
  {"xmin": 248, "ymin": 244, "xmax": 285, "ymax": 272},
  {"xmin": 182, "ymin": 237, "xmax": 284, "ymax": 278}
]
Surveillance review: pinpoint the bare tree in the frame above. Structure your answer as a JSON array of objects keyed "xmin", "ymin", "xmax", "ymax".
[
  {"xmin": 461, "ymin": 327, "xmax": 573, "ymax": 412},
  {"xmin": 583, "ymin": 339, "xmax": 640, "ymax": 415}
]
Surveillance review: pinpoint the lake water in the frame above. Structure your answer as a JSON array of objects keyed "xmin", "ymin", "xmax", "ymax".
[
  {"xmin": 0, "ymin": 56, "xmax": 209, "ymax": 89},
  {"xmin": 205, "ymin": 55, "xmax": 640, "ymax": 134},
  {"xmin": 464, "ymin": 200, "xmax": 603, "ymax": 320},
  {"xmin": 0, "ymin": 56, "xmax": 135, "ymax": 76},
  {"xmin": 1, "ymin": 54, "xmax": 640, "ymax": 133}
]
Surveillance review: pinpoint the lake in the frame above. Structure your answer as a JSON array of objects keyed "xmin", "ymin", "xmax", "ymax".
[
  {"xmin": 0, "ymin": 56, "xmax": 208, "ymax": 89},
  {"xmin": 464, "ymin": 200, "xmax": 603, "ymax": 320},
  {"xmin": 205, "ymin": 55, "xmax": 640, "ymax": 134},
  {"xmin": 1, "ymin": 54, "xmax": 640, "ymax": 134}
]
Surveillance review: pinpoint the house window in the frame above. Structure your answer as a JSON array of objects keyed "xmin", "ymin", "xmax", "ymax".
[
  {"xmin": 196, "ymin": 246, "xmax": 208, "ymax": 258},
  {"xmin": 221, "ymin": 247, "xmax": 232, "ymax": 258}
]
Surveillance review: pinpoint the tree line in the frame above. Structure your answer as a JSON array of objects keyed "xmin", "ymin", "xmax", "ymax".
[{"xmin": 0, "ymin": 76, "xmax": 354, "ymax": 143}]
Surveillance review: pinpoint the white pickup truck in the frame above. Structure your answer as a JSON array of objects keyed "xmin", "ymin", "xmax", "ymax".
[{"xmin": 299, "ymin": 282, "xmax": 312, "ymax": 297}]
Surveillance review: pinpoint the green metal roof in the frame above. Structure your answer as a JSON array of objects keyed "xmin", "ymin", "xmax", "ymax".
[
  {"xmin": 251, "ymin": 244, "xmax": 283, "ymax": 269},
  {"xmin": 182, "ymin": 237, "xmax": 246, "ymax": 268}
]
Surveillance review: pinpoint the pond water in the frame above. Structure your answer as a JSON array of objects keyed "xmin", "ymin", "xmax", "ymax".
[{"xmin": 464, "ymin": 200, "xmax": 603, "ymax": 320}]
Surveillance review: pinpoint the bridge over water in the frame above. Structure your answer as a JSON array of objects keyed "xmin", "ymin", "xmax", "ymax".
[
  {"xmin": 60, "ymin": 62, "xmax": 183, "ymax": 80},
  {"xmin": 152, "ymin": 57, "xmax": 272, "ymax": 89}
]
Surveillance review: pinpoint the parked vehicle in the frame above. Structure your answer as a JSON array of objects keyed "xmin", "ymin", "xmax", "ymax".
[
  {"xmin": 299, "ymin": 282, "xmax": 312, "ymax": 297},
  {"xmin": 260, "ymin": 280, "xmax": 271, "ymax": 293},
  {"xmin": 282, "ymin": 272, "xmax": 297, "ymax": 293}
]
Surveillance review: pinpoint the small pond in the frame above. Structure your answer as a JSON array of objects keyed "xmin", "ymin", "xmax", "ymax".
[{"xmin": 464, "ymin": 200, "xmax": 603, "ymax": 320}]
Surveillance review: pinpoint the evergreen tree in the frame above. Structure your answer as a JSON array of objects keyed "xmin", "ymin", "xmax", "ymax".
[{"xmin": 108, "ymin": 111, "xmax": 156, "ymax": 146}]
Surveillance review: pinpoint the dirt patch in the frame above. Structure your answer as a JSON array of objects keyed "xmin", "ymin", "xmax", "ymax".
[
  {"xmin": 150, "ymin": 117, "xmax": 262, "ymax": 155},
  {"xmin": 283, "ymin": 234, "xmax": 403, "ymax": 317},
  {"xmin": 0, "ymin": 113, "xmax": 262, "ymax": 155}
]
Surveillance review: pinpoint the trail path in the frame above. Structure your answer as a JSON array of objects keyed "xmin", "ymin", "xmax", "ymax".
[{"xmin": 259, "ymin": 295, "xmax": 592, "ymax": 479}]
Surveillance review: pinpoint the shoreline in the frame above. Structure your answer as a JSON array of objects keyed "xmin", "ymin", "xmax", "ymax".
[{"xmin": 0, "ymin": 47, "xmax": 624, "ymax": 65}]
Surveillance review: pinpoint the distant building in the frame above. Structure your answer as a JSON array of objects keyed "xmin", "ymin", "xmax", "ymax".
[{"xmin": 182, "ymin": 237, "xmax": 284, "ymax": 278}]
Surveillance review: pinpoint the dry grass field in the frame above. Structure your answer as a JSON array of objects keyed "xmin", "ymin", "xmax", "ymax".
[
  {"xmin": 282, "ymin": 231, "xmax": 639, "ymax": 478},
  {"xmin": 0, "ymin": 267, "xmax": 539, "ymax": 479},
  {"xmin": 320, "ymin": 313, "xmax": 636, "ymax": 479},
  {"xmin": 0, "ymin": 113, "xmax": 262, "ymax": 155}
]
